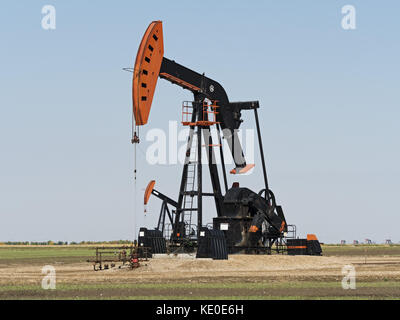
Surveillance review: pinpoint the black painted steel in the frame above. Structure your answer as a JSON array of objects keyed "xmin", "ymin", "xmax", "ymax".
[
  {"xmin": 138, "ymin": 228, "xmax": 167, "ymax": 254},
  {"xmin": 287, "ymin": 239, "xmax": 308, "ymax": 255},
  {"xmin": 160, "ymin": 57, "xmax": 250, "ymax": 171},
  {"xmin": 307, "ymin": 240, "xmax": 323, "ymax": 256},
  {"xmin": 254, "ymin": 108, "xmax": 269, "ymax": 198},
  {"xmin": 144, "ymin": 57, "xmax": 295, "ymax": 255},
  {"xmin": 196, "ymin": 227, "xmax": 228, "ymax": 260}
]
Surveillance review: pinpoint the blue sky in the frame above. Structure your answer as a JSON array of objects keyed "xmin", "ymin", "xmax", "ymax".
[{"xmin": 0, "ymin": 1, "xmax": 399, "ymax": 243}]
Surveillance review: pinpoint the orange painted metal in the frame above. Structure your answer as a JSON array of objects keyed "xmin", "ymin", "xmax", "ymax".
[
  {"xmin": 307, "ymin": 234, "xmax": 318, "ymax": 241},
  {"xmin": 144, "ymin": 180, "xmax": 156, "ymax": 205},
  {"xmin": 181, "ymin": 101, "xmax": 220, "ymax": 126},
  {"xmin": 182, "ymin": 121, "xmax": 221, "ymax": 126},
  {"xmin": 249, "ymin": 225, "xmax": 259, "ymax": 233},
  {"xmin": 202, "ymin": 144, "xmax": 222, "ymax": 147},
  {"xmin": 132, "ymin": 21, "xmax": 164, "ymax": 126},
  {"xmin": 159, "ymin": 72, "xmax": 201, "ymax": 92},
  {"xmin": 230, "ymin": 164, "xmax": 255, "ymax": 174}
]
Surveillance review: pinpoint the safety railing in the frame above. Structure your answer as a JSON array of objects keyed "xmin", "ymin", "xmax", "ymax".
[{"xmin": 182, "ymin": 100, "xmax": 220, "ymax": 126}]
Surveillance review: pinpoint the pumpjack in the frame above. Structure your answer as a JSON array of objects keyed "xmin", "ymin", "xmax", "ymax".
[{"xmin": 131, "ymin": 21, "xmax": 319, "ymax": 255}]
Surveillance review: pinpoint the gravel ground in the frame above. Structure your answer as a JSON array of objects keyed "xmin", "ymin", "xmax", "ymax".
[{"xmin": 1, "ymin": 254, "xmax": 400, "ymax": 286}]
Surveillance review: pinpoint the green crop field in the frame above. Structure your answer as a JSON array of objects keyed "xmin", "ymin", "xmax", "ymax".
[
  {"xmin": 1, "ymin": 281, "xmax": 400, "ymax": 300},
  {"xmin": 322, "ymin": 244, "xmax": 400, "ymax": 256},
  {"xmin": 0, "ymin": 246, "xmax": 94, "ymax": 263}
]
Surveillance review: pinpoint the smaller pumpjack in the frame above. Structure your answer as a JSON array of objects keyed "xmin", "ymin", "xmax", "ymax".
[{"xmin": 133, "ymin": 21, "xmax": 291, "ymax": 254}]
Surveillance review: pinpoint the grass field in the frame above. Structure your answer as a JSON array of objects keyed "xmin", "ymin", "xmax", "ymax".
[
  {"xmin": 0, "ymin": 246, "xmax": 93, "ymax": 264},
  {"xmin": 0, "ymin": 245, "xmax": 399, "ymax": 300}
]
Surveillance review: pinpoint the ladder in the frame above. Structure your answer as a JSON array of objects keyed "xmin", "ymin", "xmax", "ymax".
[
  {"xmin": 181, "ymin": 134, "xmax": 198, "ymax": 237},
  {"xmin": 177, "ymin": 99, "xmax": 222, "ymax": 240}
]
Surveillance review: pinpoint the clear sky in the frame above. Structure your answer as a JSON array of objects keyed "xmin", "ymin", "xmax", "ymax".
[{"xmin": 0, "ymin": 1, "xmax": 399, "ymax": 243}]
